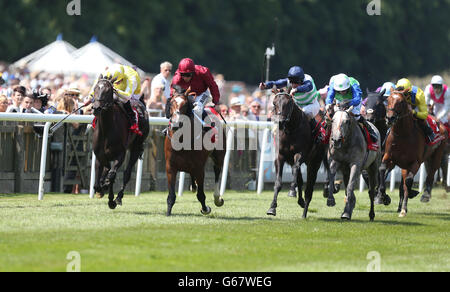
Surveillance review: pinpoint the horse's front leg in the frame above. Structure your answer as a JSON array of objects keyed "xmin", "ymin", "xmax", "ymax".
[
  {"xmin": 116, "ymin": 147, "xmax": 141, "ymax": 206},
  {"xmin": 399, "ymin": 167, "xmax": 417, "ymax": 218},
  {"xmin": 267, "ymin": 157, "xmax": 285, "ymax": 216},
  {"xmin": 166, "ymin": 167, "xmax": 177, "ymax": 216},
  {"xmin": 341, "ymin": 163, "xmax": 360, "ymax": 220},
  {"xmin": 327, "ymin": 157, "xmax": 339, "ymax": 207},
  {"xmin": 375, "ymin": 158, "xmax": 393, "ymax": 205}
]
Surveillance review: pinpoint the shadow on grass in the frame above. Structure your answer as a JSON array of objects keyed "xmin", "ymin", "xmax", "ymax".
[{"xmin": 316, "ymin": 217, "xmax": 426, "ymax": 226}]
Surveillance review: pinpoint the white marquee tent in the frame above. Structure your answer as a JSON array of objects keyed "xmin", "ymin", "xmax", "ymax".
[
  {"xmin": 12, "ymin": 36, "xmax": 146, "ymax": 77},
  {"xmin": 71, "ymin": 37, "xmax": 146, "ymax": 77},
  {"xmin": 12, "ymin": 35, "xmax": 77, "ymax": 74}
]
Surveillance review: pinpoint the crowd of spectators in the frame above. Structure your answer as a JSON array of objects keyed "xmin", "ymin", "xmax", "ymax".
[{"xmin": 0, "ymin": 61, "xmax": 276, "ymax": 122}]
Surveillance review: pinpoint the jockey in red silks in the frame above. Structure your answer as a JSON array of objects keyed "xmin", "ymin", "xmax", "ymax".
[{"xmin": 166, "ymin": 58, "xmax": 221, "ymax": 120}]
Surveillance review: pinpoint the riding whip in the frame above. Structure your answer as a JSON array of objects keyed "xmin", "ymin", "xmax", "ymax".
[{"xmin": 49, "ymin": 104, "xmax": 86, "ymax": 133}]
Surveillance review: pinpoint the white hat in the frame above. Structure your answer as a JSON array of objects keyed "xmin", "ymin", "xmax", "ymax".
[
  {"xmin": 230, "ymin": 97, "xmax": 242, "ymax": 106},
  {"xmin": 431, "ymin": 75, "xmax": 444, "ymax": 85}
]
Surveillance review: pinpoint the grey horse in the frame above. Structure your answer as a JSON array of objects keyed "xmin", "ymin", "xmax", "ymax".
[{"xmin": 326, "ymin": 106, "xmax": 382, "ymax": 221}]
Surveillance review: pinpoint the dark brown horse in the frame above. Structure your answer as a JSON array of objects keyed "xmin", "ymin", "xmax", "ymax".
[
  {"xmin": 267, "ymin": 90, "xmax": 326, "ymax": 218},
  {"xmin": 92, "ymin": 75, "xmax": 149, "ymax": 209},
  {"xmin": 164, "ymin": 86, "xmax": 226, "ymax": 216},
  {"xmin": 376, "ymin": 88, "xmax": 447, "ymax": 217}
]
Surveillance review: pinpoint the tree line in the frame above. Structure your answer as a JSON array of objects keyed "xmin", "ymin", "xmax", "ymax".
[{"xmin": 0, "ymin": 0, "xmax": 449, "ymax": 89}]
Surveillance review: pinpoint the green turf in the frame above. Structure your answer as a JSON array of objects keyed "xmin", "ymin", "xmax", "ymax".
[{"xmin": 0, "ymin": 187, "xmax": 448, "ymax": 272}]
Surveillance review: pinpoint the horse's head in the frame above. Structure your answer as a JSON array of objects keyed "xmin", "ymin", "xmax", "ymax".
[
  {"xmin": 330, "ymin": 107, "xmax": 354, "ymax": 149},
  {"xmin": 386, "ymin": 87, "xmax": 411, "ymax": 126},
  {"xmin": 365, "ymin": 89, "xmax": 387, "ymax": 124},
  {"xmin": 92, "ymin": 74, "xmax": 117, "ymax": 116},
  {"xmin": 169, "ymin": 85, "xmax": 194, "ymax": 127},
  {"xmin": 272, "ymin": 89, "xmax": 296, "ymax": 131}
]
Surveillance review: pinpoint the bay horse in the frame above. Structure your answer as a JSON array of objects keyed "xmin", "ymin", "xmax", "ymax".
[
  {"xmin": 92, "ymin": 75, "xmax": 150, "ymax": 209},
  {"xmin": 164, "ymin": 85, "xmax": 226, "ymax": 216},
  {"xmin": 267, "ymin": 90, "xmax": 326, "ymax": 219},
  {"xmin": 326, "ymin": 104, "xmax": 381, "ymax": 221},
  {"xmin": 376, "ymin": 88, "xmax": 448, "ymax": 217}
]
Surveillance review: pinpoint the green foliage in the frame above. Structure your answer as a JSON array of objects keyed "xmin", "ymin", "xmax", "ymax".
[{"xmin": 0, "ymin": 0, "xmax": 449, "ymax": 89}]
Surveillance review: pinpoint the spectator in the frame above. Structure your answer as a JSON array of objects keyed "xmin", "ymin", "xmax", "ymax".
[
  {"xmin": 151, "ymin": 61, "xmax": 172, "ymax": 102},
  {"xmin": 241, "ymin": 104, "xmax": 249, "ymax": 118},
  {"xmin": 219, "ymin": 104, "xmax": 229, "ymax": 119},
  {"xmin": 147, "ymin": 81, "xmax": 165, "ymax": 110},
  {"xmin": 63, "ymin": 88, "xmax": 83, "ymax": 114},
  {"xmin": 229, "ymin": 97, "xmax": 244, "ymax": 121},
  {"xmin": 247, "ymin": 100, "xmax": 262, "ymax": 121},
  {"xmin": 140, "ymin": 77, "xmax": 151, "ymax": 103},
  {"xmin": 0, "ymin": 95, "xmax": 8, "ymax": 112},
  {"xmin": 7, "ymin": 86, "xmax": 27, "ymax": 112},
  {"xmin": 18, "ymin": 95, "xmax": 35, "ymax": 113},
  {"xmin": 31, "ymin": 89, "xmax": 49, "ymax": 113}
]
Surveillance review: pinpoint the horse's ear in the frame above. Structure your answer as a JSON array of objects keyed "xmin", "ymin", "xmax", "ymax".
[
  {"xmin": 99, "ymin": 74, "xmax": 103, "ymax": 80},
  {"xmin": 271, "ymin": 88, "xmax": 278, "ymax": 95},
  {"xmin": 366, "ymin": 88, "xmax": 370, "ymax": 95},
  {"xmin": 185, "ymin": 86, "xmax": 191, "ymax": 96},
  {"xmin": 111, "ymin": 77, "xmax": 117, "ymax": 84}
]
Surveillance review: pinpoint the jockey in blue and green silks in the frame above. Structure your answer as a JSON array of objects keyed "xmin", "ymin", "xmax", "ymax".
[{"xmin": 326, "ymin": 73, "xmax": 378, "ymax": 143}]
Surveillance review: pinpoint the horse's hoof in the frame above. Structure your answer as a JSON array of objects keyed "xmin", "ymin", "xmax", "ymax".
[
  {"xmin": 108, "ymin": 201, "xmax": 117, "ymax": 210},
  {"xmin": 383, "ymin": 195, "xmax": 391, "ymax": 206},
  {"xmin": 190, "ymin": 185, "xmax": 197, "ymax": 193},
  {"xmin": 214, "ymin": 197, "xmax": 224, "ymax": 207},
  {"xmin": 341, "ymin": 212, "xmax": 352, "ymax": 220},
  {"xmin": 327, "ymin": 198, "xmax": 336, "ymax": 207},
  {"xmin": 399, "ymin": 210, "xmax": 407, "ymax": 218},
  {"xmin": 288, "ymin": 190, "xmax": 297, "ymax": 198},
  {"xmin": 374, "ymin": 196, "xmax": 383, "ymax": 205},
  {"xmin": 409, "ymin": 190, "xmax": 420, "ymax": 199},
  {"xmin": 323, "ymin": 187, "xmax": 329, "ymax": 198},
  {"xmin": 96, "ymin": 192, "xmax": 104, "ymax": 199},
  {"xmin": 201, "ymin": 206, "xmax": 211, "ymax": 215},
  {"xmin": 334, "ymin": 183, "xmax": 341, "ymax": 193},
  {"xmin": 298, "ymin": 197, "xmax": 305, "ymax": 209},
  {"xmin": 267, "ymin": 208, "xmax": 277, "ymax": 216},
  {"xmin": 115, "ymin": 198, "xmax": 122, "ymax": 206},
  {"xmin": 420, "ymin": 194, "xmax": 431, "ymax": 203}
]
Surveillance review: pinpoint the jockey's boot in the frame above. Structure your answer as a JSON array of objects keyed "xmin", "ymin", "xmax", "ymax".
[
  {"xmin": 417, "ymin": 119, "xmax": 436, "ymax": 142},
  {"xmin": 124, "ymin": 100, "xmax": 142, "ymax": 136},
  {"xmin": 358, "ymin": 116, "xmax": 378, "ymax": 143}
]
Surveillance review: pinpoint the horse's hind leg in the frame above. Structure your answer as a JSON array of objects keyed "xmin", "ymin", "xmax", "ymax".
[
  {"xmin": 211, "ymin": 149, "xmax": 225, "ymax": 207},
  {"xmin": 194, "ymin": 171, "xmax": 211, "ymax": 215},
  {"xmin": 288, "ymin": 154, "xmax": 303, "ymax": 199},
  {"xmin": 116, "ymin": 147, "xmax": 141, "ymax": 206},
  {"xmin": 303, "ymin": 154, "xmax": 322, "ymax": 218}
]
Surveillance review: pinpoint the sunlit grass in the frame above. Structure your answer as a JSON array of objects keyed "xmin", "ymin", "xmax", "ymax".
[{"xmin": 0, "ymin": 188, "xmax": 448, "ymax": 272}]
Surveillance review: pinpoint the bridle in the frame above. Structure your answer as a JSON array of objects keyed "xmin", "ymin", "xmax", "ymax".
[
  {"xmin": 93, "ymin": 78, "xmax": 117, "ymax": 114},
  {"xmin": 386, "ymin": 92, "xmax": 411, "ymax": 126},
  {"xmin": 274, "ymin": 92, "xmax": 295, "ymax": 131}
]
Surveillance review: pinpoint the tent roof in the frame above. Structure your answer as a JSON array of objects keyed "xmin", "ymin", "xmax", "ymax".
[
  {"xmin": 72, "ymin": 40, "xmax": 146, "ymax": 77},
  {"xmin": 12, "ymin": 40, "xmax": 77, "ymax": 74}
]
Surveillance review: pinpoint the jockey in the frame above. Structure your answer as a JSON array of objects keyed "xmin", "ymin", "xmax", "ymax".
[
  {"xmin": 396, "ymin": 78, "xmax": 436, "ymax": 141},
  {"xmin": 425, "ymin": 75, "xmax": 450, "ymax": 124},
  {"xmin": 167, "ymin": 58, "xmax": 220, "ymax": 120},
  {"xmin": 325, "ymin": 73, "xmax": 378, "ymax": 143},
  {"xmin": 259, "ymin": 66, "xmax": 321, "ymax": 121},
  {"xmin": 86, "ymin": 64, "xmax": 142, "ymax": 135}
]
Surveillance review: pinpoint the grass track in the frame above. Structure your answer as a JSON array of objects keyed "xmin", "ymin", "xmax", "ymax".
[{"xmin": 0, "ymin": 188, "xmax": 448, "ymax": 272}]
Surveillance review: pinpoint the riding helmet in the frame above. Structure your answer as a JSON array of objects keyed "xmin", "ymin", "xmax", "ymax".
[
  {"xmin": 178, "ymin": 58, "xmax": 196, "ymax": 74},
  {"xmin": 287, "ymin": 66, "xmax": 305, "ymax": 83},
  {"xmin": 396, "ymin": 78, "xmax": 412, "ymax": 92},
  {"xmin": 333, "ymin": 74, "xmax": 351, "ymax": 91}
]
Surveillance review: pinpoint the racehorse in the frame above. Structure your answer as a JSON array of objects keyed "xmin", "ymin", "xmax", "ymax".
[
  {"xmin": 267, "ymin": 90, "xmax": 325, "ymax": 219},
  {"xmin": 376, "ymin": 88, "xmax": 448, "ymax": 217},
  {"xmin": 364, "ymin": 89, "xmax": 388, "ymax": 149},
  {"xmin": 92, "ymin": 75, "xmax": 150, "ymax": 209},
  {"xmin": 326, "ymin": 103, "xmax": 381, "ymax": 221},
  {"xmin": 164, "ymin": 85, "xmax": 226, "ymax": 216}
]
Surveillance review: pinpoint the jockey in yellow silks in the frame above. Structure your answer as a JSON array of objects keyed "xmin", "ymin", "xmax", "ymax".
[
  {"xmin": 396, "ymin": 78, "xmax": 435, "ymax": 141},
  {"xmin": 87, "ymin": 64, "xmax": 142, "ymax": 135}
]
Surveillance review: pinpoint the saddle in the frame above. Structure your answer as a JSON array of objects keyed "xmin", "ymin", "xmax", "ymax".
[{"xmin": 360, "ymin": 125, "xmax": 379, "ymax": 151}]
